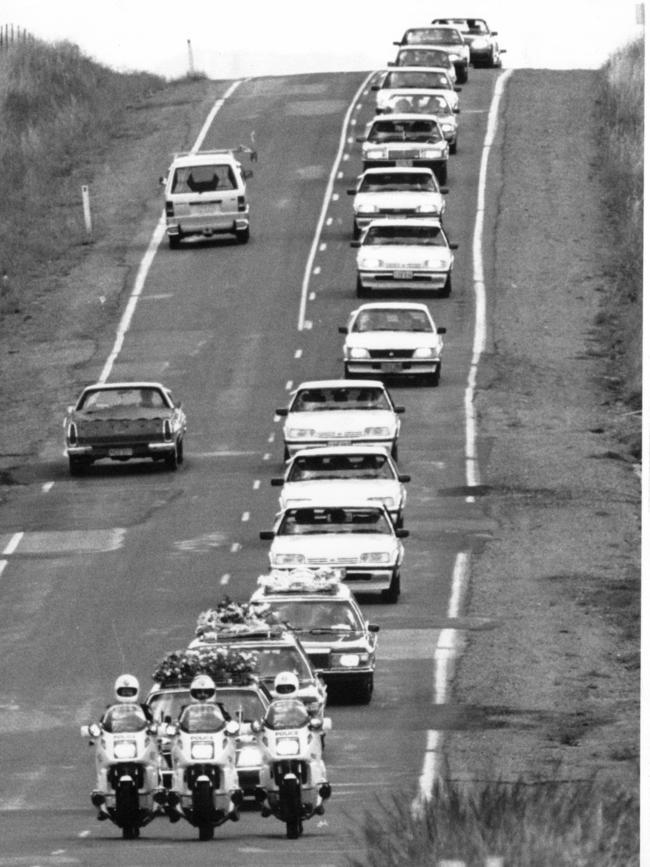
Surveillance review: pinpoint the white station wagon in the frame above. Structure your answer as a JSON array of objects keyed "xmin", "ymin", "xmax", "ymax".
[
  {"xmin": 372, "ymin": 67, "xmax": 461, "ymax": 114},
  {"xmin": 271, "ymin": 445, "xmax": 410, "ymax": 527},
  {"xmin": 347, "ymin": 167, "xmax": 447, "ymax": 238},
  {"xmin": 351, "ymin": 218, "xmax": 457, "ymax": 297},
  {"xmin": 357, "ymin": 113, "xmax": 449, "ymax": 184},
  {"xmin": 259, "ymin": 504, "xmax": 409, "ymax": 603},
  {"xmin": 275, "ymin": 379, "xmax": 404, "ymax": 461}
]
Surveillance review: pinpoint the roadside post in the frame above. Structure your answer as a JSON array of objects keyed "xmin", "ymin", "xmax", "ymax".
[{"xmin": 81, "ymin": 184, "xmax": 93, "ymax": 243}]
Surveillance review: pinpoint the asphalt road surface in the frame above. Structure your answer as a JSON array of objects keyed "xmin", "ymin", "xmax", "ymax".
[{"xmin": 0, "ymin": 67, "xmax": 503, "ymax": 865}]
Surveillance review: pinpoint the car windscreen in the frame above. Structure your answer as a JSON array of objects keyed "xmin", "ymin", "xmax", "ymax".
[
  {"xmin": 263, "ymin": 699, "xmax": 310, "ymax": 730},
  {"xmin": 367, "ymin": 120, "xmax": 442, "ymax": 143},
  {"xmin": 386, "ymin": 94, "xmax": 452, "ymax": 116},
  {"xmin": 278, "ymin": 507, "xmax": 392, "ymax": 535},
  {"xmin": 384, "ymin": 71, "xmax": 450, "ymax": 89},
  {"xmin": 178, "ymin": 703, "xmax": 226, "ymax": 733},
  {"xmin": 78, "ymin": 386, "xmax": 168, "ymax": 411},
  {"xmin": 171, "ymin": 163, "xmax": 237, "ymax": 193},
  {"xmin": 359, "ymin": 172, "xmax": 436, "ymax": 193},
  {"xmin": 270, "ymin": 599, "xmax": 361, "ymax": 631},
  {"xmin": 288, "ymin": 452, "xmax": 395, "ymax": 481},
  {"xmin": 353, "ymin": 310, "xmax": 433, "ymax": 333},
  {"xmin": 290, "ymin": 386, "xmax": 391, "ymax": 411},
  {"xmin": 101, "ymin": 704, "xmax": 149, "ymax": 733},
  {"xmin": 248, "ymin": 646, "xmax": 313, "ymax": 682},
  {"xmin": 397, "ymin": 49, "xmax": 448, "ymax": 67},
  {"xmin": 405, "ymin": 27, "xmax": 462, "ymax": 44},
  {"xmin": 364, "ymin": 225, "xmax": 446, "ymax": 246},
  {"xmin": 215, "ymin": 689, "xmax": 267, "ymax": 722}
]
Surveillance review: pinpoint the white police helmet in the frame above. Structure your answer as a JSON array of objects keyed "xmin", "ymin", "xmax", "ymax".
[{"xmin": 114, "ymin": 673, "xmax": 140, "ymax": 704}]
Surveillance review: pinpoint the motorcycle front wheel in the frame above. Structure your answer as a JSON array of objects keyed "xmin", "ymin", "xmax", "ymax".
[
  {"xmin": 280, "ymin": 776, "xmax": 303, "ymax": 839},
  {"xmin": 115, "ymin": 778, "xmax": 139, "ymax": 839},
  {"xmin": 193, "ymin": 779, "xmax": 214, "ymax": 841}
]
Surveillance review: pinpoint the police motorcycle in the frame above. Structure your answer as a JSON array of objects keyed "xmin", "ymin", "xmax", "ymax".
[
  {"xmin": 163, "ymin": 675, "xmax": 243, "ymax": 841},
  {"xmin": 254, "ymin": 672, "xmax": 332, "ymax": 839},
  {"xmin": 80, "ymin": 674, "xmax": 165, "ymax": 839}
]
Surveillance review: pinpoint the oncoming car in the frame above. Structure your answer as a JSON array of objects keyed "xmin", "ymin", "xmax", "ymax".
[
  {"xmin": 250, "ymin": 569, "xmax": 380, "ymax": 703},
  {"xmin": 259, "ymin": 505, "xmax": 409, "ymax": 603},
  {"xmin": 357, "ymin": 114, "xmax": 449, "ymax": 184},
  {"xmin": 389, "ymin": 46, "xmax": 456, "ymax": 82},
  {"xmin": 340, "ymin": 302, "xmax": 446, "ymax": 387},
  {"xmin": 275, "ymin": 379, "xmax": 404, "ymax": 461},
  {"xmin": 372, "ymin": 67, "xmax": 461, "ymax": 113},
  {"xmin": 381, "ymin": 91, "xmax": 459, "ymax": 153},
  {"xmin": 347, "ymin": 167, "xmax": 448, "ymax": 238},
  {"xmin": 351, "ymin": 218, "xmax": 457, "ymax": 298},
  {"xmin": 64, "ymin": 381, "xmax": 186, "ymax": 475},
  {"xmin": 271, "ymin": 445, "xmax": 410, "ymax": 527},
  {"xmin": 393, "ymin": 26, "xmax": 470, "ymax": 83}
]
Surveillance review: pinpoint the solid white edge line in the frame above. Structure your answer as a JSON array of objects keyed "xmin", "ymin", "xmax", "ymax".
[
  {"xmin": 297, "ymin": 73, "xmax": 376, "ymax": 331},
  {"xmin": 98, "ymin": 80, "xmax": 244, "ymax": 383},
  {"xmin": 465, "ymin": 69, "xmax": 514, "ymax": 499},
  {"xmin": 414, "ymin": 71, "xmax": 513, "ymax": 813}
]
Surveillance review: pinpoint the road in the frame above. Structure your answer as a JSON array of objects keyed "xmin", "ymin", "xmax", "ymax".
[{"xmin": 0, "ymin": 66, "xmax": 502, "ymax": 865}]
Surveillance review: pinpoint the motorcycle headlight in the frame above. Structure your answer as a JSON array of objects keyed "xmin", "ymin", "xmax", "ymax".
[
  {"xmin": 113, "ymin": 740, "xmax": 138, "ymax": 759},
  {"xmin": 286, "ymin": 428, "xmax": 315, "ymax": 439},
  {"xmin": 413, "ymin": 347, "xmax": 435, "ymax": 359},
  {"xmin": 349, "ymin": 347, "xmax": 370, "ymax": 359},
  {"xmin": 363, "ymin": 426, "xmax": 390, "ymax": 437},
  {"xmin": 237, "ymin": 745, "xmax": 263, "ymax": 768},
  {"xmin": 276, "ymin": 738, "xmax": 300, "ymax": 757},
  {"xmin": 273, "ymin": 553, "xmax": 306, "ymax": 565},
  {"xmin": 191, "ymin": 741, "xmax": 215, "ymax": 760},
  {"xmin": 360, "ymin": 551, "xmax": 391, "ymax": 564}
]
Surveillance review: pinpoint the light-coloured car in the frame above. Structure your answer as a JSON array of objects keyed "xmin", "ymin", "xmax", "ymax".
[
  {"xmin": 340, "ymin": 301, "xmax": 446, "ymax": 387},
  {"xmin": 389, "ymin": 46, "xmax": 456, "ymax": 82},
  {"xmin": 351, "ymin": 218, "xmax": 457, "ymax": 298},
  {"xmin": 161, "ymin": 148, "xmax": 253, "ymax": 248},
  {"xmin": 372, "ymin": 67, "xmax": 461, "ymax": 113},
  {"xmin": 259, "ymin": 504, "xmax": 409, "ymax": 603},
  {"xmin": 394, "ymin": 25, "xmax": 470, "ymax": 83},
  {"xmin": 271, "ymin": 445, "xmax": 410, "ymax": 527},
  {"xmin": 250, "ymin": 569, "xmax": 380, "ymax": 703},
  {"xmin": 381, "ymin": 90, "xmax": 459, "ymax": 153},
  {"xmin": 431, "ymin": 17, "xmax": 504, "ymax": 68},
  {"xmin": 347, "ymin": 167, "xmax": 447, "ymax": 238},
  {"xmin": 275, "ymin": 379, "xmax": 404, "ymax": 461},
  {"xmin": 357, "ymin": 113, "xmax": 449, "ymax": 184}
]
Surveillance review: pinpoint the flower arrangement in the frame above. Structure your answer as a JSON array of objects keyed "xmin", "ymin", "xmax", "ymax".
[
  {"xmin": 194, "ymin": 596, "xmax": 284, "ymax": 640},
  {"xmin": 152, "ymin": 646, "xmax": 259, "ymax": 686},
  {"xmin": 257, "ymin": 567, "xmax": 343, "ymax": 595}
]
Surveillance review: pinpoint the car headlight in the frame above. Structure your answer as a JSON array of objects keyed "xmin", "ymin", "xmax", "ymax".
[
  {"xmin": 365, "ymin": 148, "xmax": 386, "ymax": 160},
  {"xmin": 358, "ymin": 257, "xmax": 383, "ymax": 270},
  {"xmin": 191, "ymin": 741, "xmax": 215, "ymax": 760},
  {"xmin": 273, "ymin": 553, "xmax": 306, "ymax": 565},
  {"xmin": 286, "ymin": 428, "xmax": 315, "ymax": 439},
  {"xmin": 473, "ymin": 37, "xmax": 489, "ymax": 48},
  {"xmin": 413, "ymin": 347, "xmax": 435, "ymax": 359},
  {"xmin": 360, "ymin": 551, "xmax": 391, "ymax": 564},
  {"xmin": 440, "ymin": 122, "xmax": 455, "ymax": 133},
  {"xmin": 113, "ymin": 740, "xmax": 137, "ymax": 759},
  {"xmin": 422, "ymin": 147, "xmax": 445, "ymax": 159},
  {"xmin": 357, "ymin": 203, "xmax": 377, "ymax": 214},
  {"xmin": 348, "ymin": 347, "xmax": 370, "ymax": 359},
  {"xmin": 368, "ymin": 496, "xmax": 396, "ymax": 508},
  {"xmin": 415, "ymin": 204, "xmax": 438, "ymax": 214},
  {"xmin": 276, "ymin": 738, "xmax": 301, "ymax": 756},
  {"xmin": 332, "ymin": 652, "xmax": 370, "ymax": 668},
  {"xmin": 448, "ymin": 53, "xmax": 461, "ymax": 61},
  {"xmin": 363, "ymin": 426, "xmax": 391, "ymax": 437},
  {"xmin": 237, "ymin": 744, "xmax": 263, "ymax": 768}
]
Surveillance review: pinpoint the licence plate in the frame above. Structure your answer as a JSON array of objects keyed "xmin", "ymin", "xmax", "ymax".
[
  {"xmin": 193, "ymin": 203, "xmax": 220, "ymax": 214},
  {"xmin": 395, "ymin": 159, "xmax": 413, "ymax": 166},
  {"xmin": 382, "ymin": 362, "xmax": 401, "ymax": 373},
  {"xmin": 394, "ymin": 270, "xmax": 413, "ymax": 279},
  {"xmin": 109, "ymin": 448, "xmax": 133, "ymax": 457}
]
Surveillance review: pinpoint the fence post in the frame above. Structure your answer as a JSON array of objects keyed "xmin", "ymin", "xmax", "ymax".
[{"xmin": 81, "ymin": 185, "xmax": 93, "ymax": 243}]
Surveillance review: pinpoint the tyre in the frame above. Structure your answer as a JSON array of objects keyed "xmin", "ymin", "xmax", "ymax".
[
  {"xmin": 343, "ymin": 364, "xmax": 351, "ymax": 379},
  {"xmin": 356, "ymin": 674, "xmax": 374, "ymax": 704},
  {"xmin": 115, "ymin": 779, "xmax": 139, "ymax": 835},
  {"xmin": 236, "ymin": 227, "xmax": 250, "ymax": 244},
  {"xmin": 356, "ymin": 276, "xmax": 370, "ymax": 298},
  {"xmin": 280, "ymin": 776, "xmax": 302, "ymax": 840},
  {"xmin": 168, "ymin": 234, "xmax": 181, "ymax": 249},
  {"xmin": 457, "ymin": 65, "xmax": 468, "ymax": 84},
  {"xmin": 353, "ymin": 221, "xmax": 361, "ymax": 240},
  {"xmin": 450, "ymin": 138, "xmax": 457, "ymax": 155},
  {"xmin": 69, "ymin": 457, "xmax": 86, "ymax": 476},
  {"xmin": 425, "ymin": 363, "xmax": 441, "ymax": 387},
  {"xmin": 122, "ymin": 825, "xmax": 139, "ymax": 839},
  {"xmin": 440, "ymin": 273, "xmax": 452, "ymax": 297},
  {"xmin": 383, "ymin": 570, "xmax": 401, "ymax": 603},
  {"xmin": 193, "ymin": 780, "xmax": 214, "ymax": 840},
  {"xmin": 176, "ymin": 438, "xmax": 184, "ymax": 465},
  {"xmin": 165, "ymin": 446, "xmax": 178, "ymax": 471},
  {"xmin": 394, "ymin": 512, "xmax": 404, "ymax": 530},
  {"xmin": 437, "ymin": 163, "xmax": 448, "ymax": 186},
  {"xmin": 283, "ymin": 444, "xmax": 290, "ymax": 461},
  {"xmin": 198, "ymin": 823, "xmax": 214, "ymax": 841}
]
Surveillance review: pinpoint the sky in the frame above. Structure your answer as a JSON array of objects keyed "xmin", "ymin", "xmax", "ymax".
[{"xmin": 1, "ymin": 0, "xmax": 643, "ymax": 79}]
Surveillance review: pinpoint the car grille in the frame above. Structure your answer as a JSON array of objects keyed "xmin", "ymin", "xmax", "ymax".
[
  {"xmin": 368, "ymin": 349, "xmax": 416, "ymax": 359},
  {"xmin": 308, "ymin": 652, "xmax": 331, "ymax": 669},
  {"xmin": 387, "ymin": 149, "xmax": 422, "ymax": 159},
  {"xmin": 317, "ymin": 431, "xmax": 363, "ymax": 439},
  {"xmin": 306, "ymin": 555, "xmax": 360, "ymax": 565}
]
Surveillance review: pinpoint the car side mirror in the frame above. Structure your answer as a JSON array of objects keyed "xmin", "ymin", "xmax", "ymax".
[
  {"xmin": 347, "ymin": 189, "xmax": 356, "ymax": 195},
  {"xmin": 500, "ymin": 48, "xmax": 507, "ymax": 54},
  {"xmin": 242, "ymin": 169, "xmax": 254, "ymax": 180},
  {"xmin": 338, "ymin": 326, "xmax": 348, "ymax": 334},
  {"xmin": 67, "ymin": 405, "xmax": 75, "ymax": 414},
  {"xmin": 455, "ymin": 87, "xmax": 462, "ymax": 92},
  {"xmin": 395, "ymin": 406, "xmax": 405, "ymax": 414},
  {"xmin": 440, "ymin": 186, "xmax": 449, "ymax": 194},
  {"xmin": 251, "ymin": 719, "xmax": 262, "ymax": 733},
  {"xmin": 368, "ymin": 623, "xmax": 380, "ymax": 633},
  {"xmin": 387, "ymin": 61, "xmax": 395, "ymax": 66},
  {"xmin": 450, "ymin": 243, "xmax": 459, "ymax": 250},
  {"xmin": 159, "ymin": 176, "xmax": 167, "ymax": 186},
  {"xmin": 398, "ymin": 473, "xmax": 411, "ymax": 482},
  {"xmin": 350, "ymin": 241, "xmax": 361, "ymax": 248},
  {"xmin": 270, "ymin": 477, "xmax": 284, "ymax": 486},
  {"xmin": 259, "ymin": 530, "xmax": 275, "ymax": 540},
  {"xmin": 396, "ymin": 529, "xmax": 410, "ymax": 538},
  {"xmin": 437, "ymin": 327, "xmax": 447, "ymax": 334},
  {"xmin": 275, "ymin": 408, "xmax": 288, "ymax": 417},
  {"xmin": 81, "ymin": 722, "xmax": 101, "ymax": 739},
  {"xmin": 371, "ymin": 84, "xmax": 379, "ymax": 91},
  {"xmin": 492, "ymin": 31, "xmax": 499, "ymax": 36},
  {"xmin": 355, "ymin": 135, "xmax": 366, "ymax": 143}
]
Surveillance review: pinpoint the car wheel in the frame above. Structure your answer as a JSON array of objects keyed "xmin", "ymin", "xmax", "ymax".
[
  {"xmin": 236, "ymin": 227, "xmax": 250, "ymax": 244},
  {"xmin": 69, "ymin": 457, "xmax": 86, "ymax": 476},
  {"xmin": 383, "ymin": 570, "xmax": 400, "ymax": 603},
  {"xmin": 283, "ymin": 445, "xmax": 290, "ymax": 461},
  {"xmin": 457, "ymin": 66, "xmax": 468, "ymax": 84},
  {"xmin": 343, "ymin": 364, "xmax": 352, "ymax": 379},
  {"xmin": 394, "ymin": 512, "xmax": 404, "ymax": 530},
  {"xmin": 168, "ymin": 234, "xmax": 181, "ymax": 249},
  {"xmin": 356, "ymin": 276, "xmax": 370, "ymax": 298},
  {"xmin": 353, "ymin": 221, "xmax": 361, "ymax": 240},
  {"xmin": 426, "ymin": 363, "xmax": 441, "ymax": 387},
  {"xmin": 356, "ymin": 674, "xmax": 374, "ymax": 704},
  {"xmin": 436, "ymin": 164, "xmax": 448, "ymax": 186},
  {"xmin": 390, "ymin": 441, "xmax": 398, "ymax": 462},
  {"xmin": 165, "ymin": 446, "xmax": 179, "ymax": 471},
  {"xmin": 176, "ymin": 438, "xmax": 184, "ymax": 465},
  {"xmin": 440, "ymin": 273, "xmax": 452, "ymax": 297},
  {"xmin": 450, "ymin": 138, "xmax": 457, "ymax": 155}
]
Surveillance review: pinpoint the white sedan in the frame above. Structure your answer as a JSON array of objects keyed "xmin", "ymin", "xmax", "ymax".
[
  {"xmin": 340, "ymin": 302, "xmax": 446, "ymax": 387},
  {"xmin": 347, "ymin": 167, "xmax": 447, "ymax": 238},
  {"xmin": 271, "ymin": 445, "xmax": 410, "ymax": 527},
  {"xmin": 275, "ymin": 379, "xmax": 404, "ymax": 461},
  {"xmin": 371, "ymin": 67, "xmax": 461, "ymax": 113},
  {"xmin": 351, "ymin": 218, "xmax": 457, "ymax": 297},
  {"xmin": 381, "ymin": 90, "xmax": 459, "ymax": 153},
  {"xmin": 259, "ymin": 504, "xmax": 409, "ymax": 603}
]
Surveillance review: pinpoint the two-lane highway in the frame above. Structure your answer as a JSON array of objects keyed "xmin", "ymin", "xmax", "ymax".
[{"xmin": 0, "ymin": 66, "xmax": 504, "ymax": 865}]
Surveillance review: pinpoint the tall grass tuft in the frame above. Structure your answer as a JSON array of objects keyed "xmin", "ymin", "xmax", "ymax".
[
  {"xmin": 346, "ymin": 777, "xmax": 639, "ymax": 867},
  {"xmin": 594, "ymin": 37, "xmax": 643, "ymax": 432},
  {"xmin": 0, "ymin": 38, "xmax": 164, "ymax": 284}
]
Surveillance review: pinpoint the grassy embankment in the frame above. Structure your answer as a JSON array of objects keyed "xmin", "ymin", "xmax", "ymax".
[
  {"xmin": 348, "ymin": 38, "xmax": 643, "ymax": 867},
  {"xmin": 0, "ymin": 38, "xmax": 164, "ymax": 309}
]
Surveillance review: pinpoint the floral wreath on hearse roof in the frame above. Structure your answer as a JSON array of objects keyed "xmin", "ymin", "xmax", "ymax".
[
  {"xmin": 152, "ymin": 646, "xmax": 260, "ymax": 687},
  {"xmin": 193, "ymin": 596, "xmax": 285, "ymax": 641}
]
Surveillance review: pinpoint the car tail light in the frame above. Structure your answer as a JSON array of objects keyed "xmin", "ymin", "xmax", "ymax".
[
  {"xmin": 162, "ymin": 419, "xmax": 172, "ymax": 441},
  {"xmin": 237, "ymin": 196, "xmax": 246, "ymax": 212},
  {"xmin": 165, "ymin": 201, "xmax": 175, "ymax": 217},
  {"xmin": 67, "ymin": 422, "xmax": 78, "ymax": 445}
]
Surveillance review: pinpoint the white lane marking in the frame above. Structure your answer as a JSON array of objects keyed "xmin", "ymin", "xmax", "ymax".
[
  {"xmin": 220, "ymin": 573, "xmax": 231, "ymax": 586},
  {"xmin": 263, "ymin": 453, "xmax": 271, "ymax": 461},
  {"xmin": 78, "ymin": 830, "xmax": 91, "ymax": 838},
  {"xmin": 98, "ymin": 80, "xmax": 243, "ymax": 383},
  {"xmin": 3, "ymin": 532, "xmax": 24, "ymax": 555},
  {"xmin": 0, "ymin": 561, "xmax": 7, "ymax": 577},
  {"xmin": 319, "ymin": 242, "xmax": 327, "ymax": 251},
  {"xmin": 141, "ymin": 293, "xmax": 174, "ymax": 300},
  {"xmin": 285, "ymin": 381, "xmax": 293, "ymax": 391},
  {"xmin": 326, "ymin": 217, "xmax": 333, "ymax": 226},
  {"xmin": 267, "ymin": 433, "xmax": 275, "ymax": 443},
  {"xmin": 14, "ymin": 529, "xmax": 126, "ymax": 554},
  {"xmin": 253, "ymin": 480, "xmax": 261, "ymax": 490},
  {"xmin": 313, "ymin": 265, "xmax": 322, "ymax": 275},
  {"xmin": 309, "ymin": 292, "xmax": 316, "ymax": 301},
  {"xmin": 241, "ymin": 512, "xmax": 250, "ymax": 522},
  {"xmin": 297, "ymin": 72, "xmax": 375, "ymax": 330},
  {"xmin": 294, "ymin": 349, "xmax": 302, "ymax": 359},
  {"xmin": 42, "ymin": 482, "xmax": 54, "ymax": 493},
  {"xmin": 230, "ymin": 542, "xmax": 241, "ymax": 553},
  {"xmin": 465, "ymin": 68, "xmax": 513, "ymax": 500}
]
